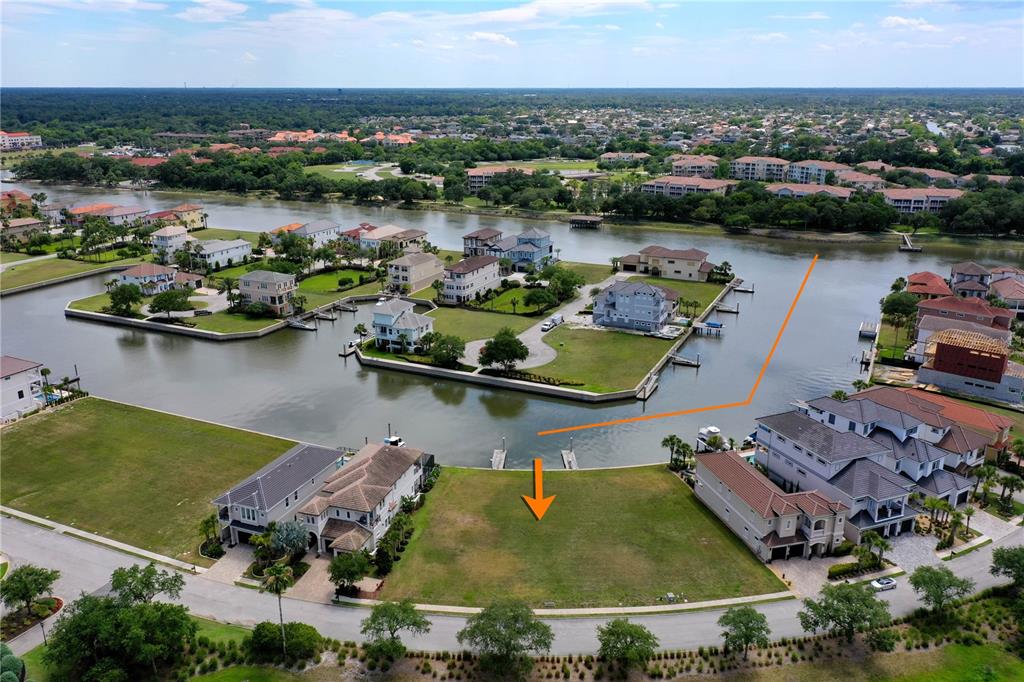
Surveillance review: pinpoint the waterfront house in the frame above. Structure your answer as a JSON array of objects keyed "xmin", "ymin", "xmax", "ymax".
[
  {"xmin": 442, "ymin": 255, "xmax": 501, "ymax": 303},
  {"xmin": 297, "ymin": 442, "xmax": 432, "ymax": 555},
  {"xmin": 387, "ymin": 252, "xmax": 444, "ymax": 293},
  {"xmin": 119, "ymin": 263, "xmax": 185, "ymax": 294},
  {"xmin": 918, "ymin": 330, "xmax": 1023, "ymax": 405},
  {"xmin": 618, "ymin": 245, "xmax": 714, "ymax": 282},
  {"xmin": 66, "ymin": 203, "xmax": 118, "ymax": 225},
  {"xmin": 168, "ymin": 203, "xmax": 206, "ymax": 229},
  {"xmin": 150, "ymin": 225, "xmax": 188, "ymax": 259},
  {"xmin": 906, "ymin": 271, "xmax": 953, "ymax": 300},
  {"xmin": 1, "ymin": 217, "xmax": 48, "ymax": 244},
  {"xmin": 1, "ymin": 189, "xmax": 33, "ymax": 212},
  {"xmin": 372, "ymin": 299, "xmax": 435, "ymax": 351},
  {"xmin": 906, "ymin": 314, "xmax": 1012, "ymax": 364},
  {"xmin": 359, "ymin": 224, "xmax": 426, "ymax": 252},
  {"xmin": 97, "ymin": 205, "xmax": 149, "ymax": 226},
  {"xmin": 640, "ymin": 176, "xmax": 737, "ymax": 197},
  {"xmin": 239, "ymin": 270, "xmax": 297, "ymax": 316},
  {"xmin": 592, "ymin": 280, "xmax": 678, "ymax": 331},
  {"xmin": 1, "ymin": 355, "xmax": 44, "ymax": 422},
  {"xmin": 462, "ymin": 228, "xmax": 504, "ymax": 257},
  {"xmin": 989, "ymin": 278, "xmax": 1024, "ymax": 319},
  {"xmin": 915, "ymin": 296, "xmax": 1013, "ymax": 335},
  {"xmin": 694, "ymin": 450, "xmax": 847, "ymax": 562},
  {"xmin": 950, "ymin": 262, "xmax": 991, "ymax": 298},
  {"xmin": 486, "ymin": 228, "xmax": 556, "ymax": 271},
  {"xmin": 213, "ymin": 443, "xmax": 348, "ymax": 546},
  {"xmin": 276, "ymin": 219, "xmax": 344, "ymax": 248},
  {"xmin": 194, "ymin": 238, "xmax": 252, "ymax": 270}
]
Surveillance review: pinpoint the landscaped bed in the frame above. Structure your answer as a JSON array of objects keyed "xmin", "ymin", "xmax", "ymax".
[
  {"xmin": 0, "ymin": 397, "xmax": 294, "ymax": 565},
  {"xmin": 380, "ymin": 465, "xmax": 784, "ymax": 607},
  {"xmin": 530, "ymin": 326, "xmax": 674, "ymax": 393}
]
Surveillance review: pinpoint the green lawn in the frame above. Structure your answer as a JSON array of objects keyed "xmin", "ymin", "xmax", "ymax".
[
  {"xmin": 562, "ymin": 261, "xmax": 612, "ymax": 285},
  {"xmin": 188, "ymin": 311, "xmax": 282, "ymax": 334},
  {"xmin": 479, "ymin": 158, "xmax": 599, "ymax": 172},
  {"xmin": 381, "ymin": 466, "xmax": 784, "ymax": 607},
  {"xmin": 194, "ymin": 616, "xmax": 252, "ymax": 645},
  {"xmin": 877, "ymin": 319, "xmax": 913, "ymax": 363},
  {"xmin": 531, "ymin": 326, "xmax": 674, "ymax": 392},
  {"xmin": 628, "ymin": 276, "xmax": 725, "ymax": 314},
  {"xmin": 68, "ymin": 291, "xmax": 207, "ymax": 314},
  {"xmin": 297, "ymin": 269, "xmax": 379, "ymax": 308},
  {"xmin": 427, "ymin": 307, "xmax": 535, "ymax": 341},
  {"xmin": 709, "ymin": 644, "xmax": 1024, "ymax": 682},
  {"xmin": 0, "ymin": 251, "xmax": 33, "ymax": 263},
  {"xmin": 0, "ymin": 397, "xmax": 294, "ymax": 564},
  {"xmin": 213, "ymin": 259, "xmax": 269, "ymax": 281},
  {"xmin": 195, "ymin": 668, "xmax": 306, "ymax": 682},
  {"xmin": 305, "ymin": 163, "xmax": 361, "ymax": 181},
  {"xmin": 192, "ymin": 227, "xmax": 262, "ymax": 245},
  {"xmin": 470, "ymin": 287, "xmax": 546, "ymax": 315},
  {"xmin": 0, "ymin": 255, "xmax": 150, "ymax": 291}
]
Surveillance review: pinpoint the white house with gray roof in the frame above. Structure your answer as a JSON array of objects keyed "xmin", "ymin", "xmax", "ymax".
[
  {"xmin": 195, "ymin": 238, "xmax": 252, "ymax": 270},
  {"xmin": 289, "ymin": 220, "xmax": 344, "ymax": 248},
  {"xmin": 212, "ymin": 444, "xmax": 349, "ymax": 547},
  {"xmin": 372, "ymin": 299, "xmax": 434, "ymax": 351}
]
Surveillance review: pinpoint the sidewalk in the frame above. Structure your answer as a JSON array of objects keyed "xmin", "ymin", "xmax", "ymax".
[{"xmin": 1, "ymin": 506, "xmax": 207, "ymax": 574}]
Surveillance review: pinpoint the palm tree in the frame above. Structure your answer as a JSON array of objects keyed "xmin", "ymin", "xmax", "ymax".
[
  {"xmin": 981, "ymin": 479, "xmax": 995, "ymax": 507},
  {"xmin": 199, "ymin": 513, "xmax": 219, "ymax": 547},
  {"xmin": 661, "ymin": 434, "xmax": 685, "ymax": 467},
  {"xmin": 354, "ymin": 323, "xmax": 368, "ymax": 342},
  {"xmin": 397, "ymin": 332, "xmax": 409, "ymax": 353},
  {"xmin": 1003, "ymin": 475, "xmax": 1024, "ymax": 504},
  {"xmin": 923, "ymin": 496, "xmax": 941, "ymax": 524},
  {"xmin": 963, "ymin": 506, "xmax": 976, "ymax": 535},
  {"xmin": 1011, "ymin": 437, "xmax": 1024, "ymax": 468},
  {"xmin": 948, "ymin": 510, "xmax": 964, "ymax": 542},
  {"xmin": 261, "ymin": 564, "xmax": 295, "ymax": 657},
  {"xmin": 510, "ymin": 296, "xmax": 518, "ymax": 314},
  {"xmin": 998, "ymin": 474, "xmax": 1021, "ymax": 502},
  {"xmin": 706, "ymin": 434, "xmax": 725, "ymax": 452},
  {"xmin": 873, "ymin": 535, "xmax": 892, "ymax": 565},
  {"xmin": 217, "ymin": 276, "xmax": 239, "ymax": 308},
  {"xmin": 860, "ymin": 530, "xmax": 881, "ymax": 560},
  {"xmin": 973, "ymin": 464, "xmax": 996, "ymax": 499},
  {"xmin": 851, "ymin": 379, "xmax": 870, "ymax": 392},
  {"xmin": 431, "ymin": 278, "xmax": 445, "ymax": 302},
  {"xmin": 831, "ymin": 390, "xmax": 849, "ymax": 401}
]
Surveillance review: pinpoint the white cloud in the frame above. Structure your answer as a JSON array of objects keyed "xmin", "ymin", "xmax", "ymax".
[
  {"xmin": 240, "ymin": 51, "xmax": 258, "ymax": 63},
  {"xmin": 603, "ymin": 24, "xmax": 621, "ymax": 30},
  {"xmin": 881, "ymin": 16, "xmax": 942, "ymax": 32},
  {"xmin": 469, "ymin": 31, "xmax": 518, "ymax": 46},
  {"xmin": 751, "ymin": 32, "xmax": 788, "ymax": 43},
  {"xmin": 655, "ymin": 21, "xmax": 664, "ymax": 29},
  {"xmin": 768, "ymin": 12, "xmax": 829, "ymax": 21},
  {"xmin": 175, "ymin": 0, "xmax": 248, "ymax": 23},
  {"xmin": 656, "ymin": 2, "xmax": 679, "ymax": 7}
]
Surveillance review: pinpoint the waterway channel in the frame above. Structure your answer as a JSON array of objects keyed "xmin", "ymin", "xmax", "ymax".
[{"xmin": 2, "ymin": 180, "xmax": 1021, "ymax": 468}]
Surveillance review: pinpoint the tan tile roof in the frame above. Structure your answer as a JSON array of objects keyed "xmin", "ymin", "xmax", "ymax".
[
  {"xmin": 927, "ymin": 329, "xmax": 1008, "ymax": 355},
  {"xmin": 303, "ymin": 443, "xmax": 422, "ymax": 514}
]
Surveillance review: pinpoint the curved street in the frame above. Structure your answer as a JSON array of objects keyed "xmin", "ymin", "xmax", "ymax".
[{"xmin": 4, "ymin": 516, "xmax": 1019, "ymax": 656}]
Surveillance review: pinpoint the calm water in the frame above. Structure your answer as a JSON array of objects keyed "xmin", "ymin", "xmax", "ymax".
[{"xmin": 2, "ymin": 181, "xmax": 1021, "ymax": 468}]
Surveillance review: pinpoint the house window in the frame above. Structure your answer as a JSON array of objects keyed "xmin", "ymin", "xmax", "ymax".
[{"xmin": 827, "ymin": 414, "xmax": 836, "ymax": 425}]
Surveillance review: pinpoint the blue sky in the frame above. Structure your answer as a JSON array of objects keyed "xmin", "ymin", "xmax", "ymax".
[{"xmin": 2, "ymin": 1, "xmax": 1021, "ymax": 88}]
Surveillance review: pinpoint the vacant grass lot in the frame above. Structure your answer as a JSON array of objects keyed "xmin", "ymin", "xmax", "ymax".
[
  {"xmin": 562, "ymin": 261, "xmax": 612, "ymax": 285},
  {"xmin": 297, "ymin": 270, "xmax": 379, "ymax": 307},
  {"xmin": 0, "ymin": 251, "xmax": 33, "ymax": 263},
  {"xmin": 877, "ymin": 319, "xmax": 913, "ymax": 362},
  {"xmin": 68, "ymin": 292, "xmax": 208, "ymax": 314},
  {"xmin": 428, "ymin": 307, "xmax": 534, "ymax": 341},
  {"xmin": 192, "ymin": 227, "xmax": 262, "ymax": 245},
  {"xmin": 0, "ymin": 398, "xmax": 294, "ymax": 563},
  {"xmin": 531, "ymin": 327, "xmax": 673, "ymax": 392},
  {"xmin": 189, "ymin": 311, "xmax": 281, "ymax": 333},
  {"xmin": 0, "ymin": 255, "xmax": 150, "ymax": 291},
  {"xmin": 305, "ymin": 163, "xmax": 361, "ymax": 181},
  {"xmin": 382, "ymin": 466, "xmax": 783, "ymax": 607},
  {"xmin": 470, "ymin": 287, "xmax": 546, "ymax": 315},
  {"xmin": 628, "ymin": 276, "xmax": 725, "ymax": 314}
]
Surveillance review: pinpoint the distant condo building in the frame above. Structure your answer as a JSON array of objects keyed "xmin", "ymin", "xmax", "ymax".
[
  {"xmin": 466, "ymin": 165, "xmax": 533, "ymax": 193},
  {"xmin": 881, "ymin": 188, "xmax": 964, "ymax": 214},
  {"xmin": 785, "ymin": 160, "xmax": 850, "ymax": 185},
  {"xmin": 640, "ymin": 176, "xmax": 737, "ymax": 197},
  {"xmin": 670, "ymin": 154, "xmax": 719, "ymax": 178},
  {"xmin": 729, "ymin": 156, "xmax": 790, "ymax": 182},
  {"xmin": 0, "ymin": 130, "xmax": 42, "ymax": 150}
]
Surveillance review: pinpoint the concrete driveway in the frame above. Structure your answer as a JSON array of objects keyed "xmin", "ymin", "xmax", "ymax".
[
  {"xmin": 289, "ymin": 556, "xmax": 335, "ymax": 604},
  {"xmin": 202, "ymin": 544, "xmax": 254, "ymax": 585},
  {"xmin": 462, "ymin": 273, "xmax": 624, "ymax": 370}
]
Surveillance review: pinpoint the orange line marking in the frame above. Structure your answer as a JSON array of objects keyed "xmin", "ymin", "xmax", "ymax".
[{"xmin": 536, "ymin": 255, "xmax": 819, "ymax": 437}]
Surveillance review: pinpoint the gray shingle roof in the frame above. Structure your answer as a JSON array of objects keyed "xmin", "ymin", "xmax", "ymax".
[
  {"xmin": 240, "ymin": 270, "xmax": 295, "ymax": 284},
  {"xmin": 806, "ymin": 396, "xmax": 923, "ymax": 430},
  {"xmin": 829, "ymin": 459, "xmax": 914, "ymax": 500},
  {"xmin": 603, "ymin": 280, "xmax": 679, "ymax": 301},
  {"xmin": 916, "ymin": 469, "xmax": 975, "ymax": 497},
  {"xmin": 869, "ymin": 430, "xmax": 950, "ymax": 465},
  {"xmin": 757, "ymin": 411, "xmax": 891, "ymax": 463},
  {"xmin": 212, "ymin": 443, "xmax": 345, "ymax": 510},
  {"xmin": 296, "ymin": 219, "xmax": 340, "ymax": 235}
]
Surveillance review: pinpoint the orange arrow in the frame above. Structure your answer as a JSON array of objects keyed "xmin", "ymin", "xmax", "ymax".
[{"xmin": 522, "ymin": 458, "xmax": 555, "ymax": 521}]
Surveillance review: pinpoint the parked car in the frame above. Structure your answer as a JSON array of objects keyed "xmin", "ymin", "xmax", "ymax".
[
  {"xmin": 194, "ymin": 309, "xmax": 213, "ymax": 316},
  {"xmin": 871, "ymin": 577, "xmax": 897, "ymax": 592},
  {"xmin": 541, "ymin": 314, "xmax": 564, "ymax": 332}
]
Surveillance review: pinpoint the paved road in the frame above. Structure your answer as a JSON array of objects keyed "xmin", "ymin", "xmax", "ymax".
[{"xmin": 3, "ymin": 517, "xmax": 1018, "ymax": 656}]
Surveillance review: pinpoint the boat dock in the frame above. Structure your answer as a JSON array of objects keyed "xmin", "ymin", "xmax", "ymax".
[
  {"xmin": 287, "ymin": 319, "xmax": 317, "ymax": 331},
  {"xmin": 491, "ymin": 449, "xmax": 507, "ymax": 470},
  {"xmin": 339, "ymin": 342, "xmax": 358, "ymax": 357},
  {"xmin": 716, "ymin": 302, "xmax": 739, "ymax": 314},
  {"xmin": 899, "ymin": 234, "xmax": 922, "ymax": 252},
  {"xmin": 561, "ymin": 449, "xmax": 579, "ymax": 470},
  {"xmin": 637, "ymin": 372, "xmax": 659, "ymax": 400},
  {"xmin": 691, "ymin": 322, "xmax": 724, "ymax": 337},
  {"xmin": 335, "ymin": 302, "xmax": 358, "ymax": 312},
  {"xmin": 734, "ymin": 282, "xmax": 755, "ymax": 294},
  {"xmin": 315, "ymin": 311, "xmax": 337, "ymax": 321},
  {"xmin": 671, "ymin": 353, "xmax": 701, "ymax": 367},
  {"xmin": 858, "ymin": 321, "xmax": 879, "ymax": 339}
]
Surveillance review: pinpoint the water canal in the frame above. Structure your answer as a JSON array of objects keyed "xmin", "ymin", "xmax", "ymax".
[{"xmin": 2, "ymin": 181, "xmax": 1021, "ymax": 468}]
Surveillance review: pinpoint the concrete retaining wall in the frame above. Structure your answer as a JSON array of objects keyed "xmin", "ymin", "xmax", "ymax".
[
  {"xmin": 1, "ymin": 263, "xmax": 135, "ymax": 297},
  {"xmin": 64, "ymin": 307, "xmax": 285, "ymax": 341}
]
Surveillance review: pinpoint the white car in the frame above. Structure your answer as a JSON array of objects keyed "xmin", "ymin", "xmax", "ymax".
[{"xmin": 871, "ymin": 577, "xmax": 897, "ymax": 592}]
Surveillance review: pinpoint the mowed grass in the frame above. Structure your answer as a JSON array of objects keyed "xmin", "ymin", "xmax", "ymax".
[
  {"xmin": 701, "ymin": 644, "xmax": 1024, "ymax": 682},
  {"xmin": 428, "ymin": 307, "xmax": 535, "ymax": 341},
  {"xmin": 0, "ymin": 255, "xmax": 149, "ymax": 291},
  {"xmin": 192, "ymin": 225, "xmax": 262, "ymax": 244},
  {"xmin": 382, "ymin": 466, "xmax": 784, "ymax": 607},
  {"xmin": 189, "ymin": 311, "xmax": 281, "ymax": 333},
  {"xmin": 0, "ymin": 397, "xmax": 294, "ymax": 564},
  {"xmin": 0, "ymin": 251, "xmax": 34, "ymax": 263},
  {"xmin": 297, "ymin": 269, "xmax": 379, "ymax": 307},
  {"xmin": 471, "ymin": 287, "xmax": 546, "ymax": 315},
  {"xmin": 562, "ymin": 261, "xmax": 612, "ymax": 285},
  {"xmin": 628, "ymin": 276, "xmax": 725, "ymax": 314},
  {"xmin": 532, "ymin": 327, "xmax": 673, "ymax": 392},
  {"xmin": 305, "ymin": 163, "xmax": 361, "ymax": 181}
]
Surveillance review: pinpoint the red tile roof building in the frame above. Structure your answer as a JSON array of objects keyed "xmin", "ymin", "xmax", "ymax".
[{"xmin": 907, "ymin": 271, "xmax": 953, "ymax": 299}]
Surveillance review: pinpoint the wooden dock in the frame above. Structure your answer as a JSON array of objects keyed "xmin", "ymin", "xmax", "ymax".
[
  {"xmin": 899, "ymin": 233, "xmax": 922, "ymax": 252},
  {"xmin": 315, "ymin": 311, "xmax": 338, "ymax": 321},
  {"xmin": 561, "ymin": 449, "xmax": 579, "ymax": 470},
  {"xmin": 858, "ymin": 321, "xmax": 879, "ymax": 339},
  {"xmin": 491, "ymin": 449, "xmax": 507, "ymax": 470},
  {"xmin": 716, "ymin": 302, "xmax": 739, "ymax": 314},
  {"xmin": 637, "ymin": 373, "xmax": 659, "ymax": 400},
  {"xmin": 734, "ymin": 282, "xmax": 755, "ymax": 294},
  {"xmin": 671, "ymin": 353, "xmax": 701, "ymax": 367},
  {"xmin": 691, "ymin": 322, "xmax": 723, "ymax": 337},
  {"xmin": 339, "ymin": 343, "xmax": 358, "ymax": 357},
  {"xmin": 336, "ymin": 302, "xmax": 358, "ymax": 312}
]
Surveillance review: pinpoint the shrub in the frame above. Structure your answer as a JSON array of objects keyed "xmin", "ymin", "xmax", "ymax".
[
  {"xmin": 832, "ymin": 540, "xmax": 856, "ymax": 557},
  {"xmin": 827, "ymin": 562, "xmax": 861, "ymax": 580},
  {"xmin": 247, "ymin": 622, "xmax": 283, "ymax": 662},
  {"xmin": 867, "ymin": 628, "xmax": 899, "ymax": 652}
]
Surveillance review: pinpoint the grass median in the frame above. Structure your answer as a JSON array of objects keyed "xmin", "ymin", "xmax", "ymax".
[
  {"xmin": 0, "ymin": 397, "xmax": 294, "ymax": 565},
  {"xmin": 381, "ymin": 466, "xmax": 784, "ymax": 608}
]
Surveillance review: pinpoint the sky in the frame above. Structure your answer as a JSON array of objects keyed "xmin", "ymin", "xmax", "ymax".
[{"xmin": 1, "ymin": 0, "xmax": 1022, "ymax": 88}]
